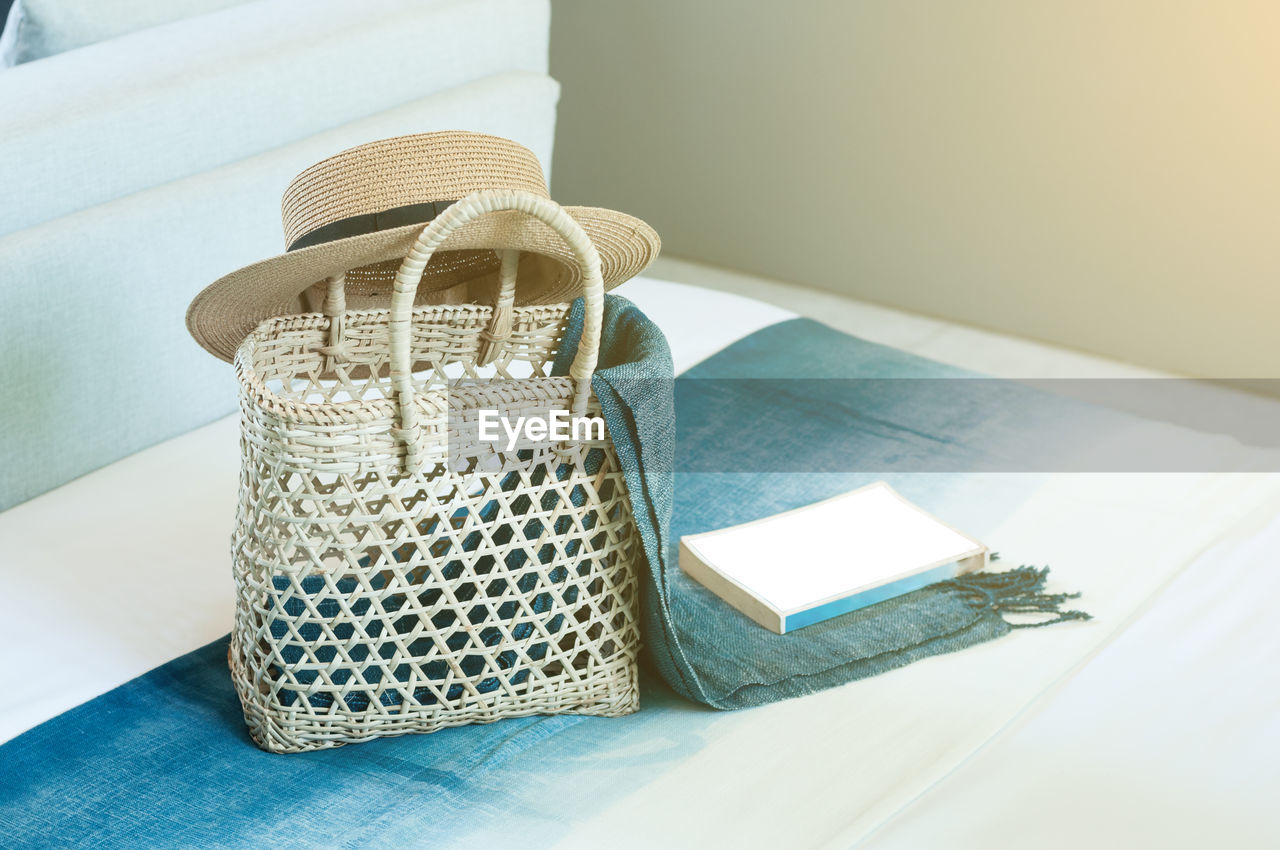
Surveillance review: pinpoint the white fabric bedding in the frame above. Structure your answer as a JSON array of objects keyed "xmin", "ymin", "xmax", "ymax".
[
  {"xmin": 544, "ymin": 473, "xmax": 1280, "ymax": 850},
  {"xmin": 863, "ymin": 512, "xmax": 1280, "ymax": 850},
  {"xmin": 2, "ymin": 276, "xmax": 1277, "ymax": 848}
]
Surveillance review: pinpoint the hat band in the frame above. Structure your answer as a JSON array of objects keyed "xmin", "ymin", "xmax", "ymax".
[{"xmin": 286, "ymin": 199, "xmax": 460, "ymax": 252}]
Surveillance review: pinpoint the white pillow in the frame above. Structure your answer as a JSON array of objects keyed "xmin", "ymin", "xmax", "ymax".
[
  {"xmin": 1, "ymin": 0, "xmax": 250, "ymax": 65},
  {"xmin": 0, "ymin": 0, "xmax": 552, "ymax": 235}
]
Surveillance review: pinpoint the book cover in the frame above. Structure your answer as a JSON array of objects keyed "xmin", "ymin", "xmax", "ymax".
[{"xmin": 678, "ymin": 482, "xmax": 988, "ymax": 634}]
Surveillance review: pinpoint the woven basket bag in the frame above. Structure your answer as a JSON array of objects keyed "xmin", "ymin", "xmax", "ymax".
[{"xmin": 230, "ymin": 190, "xmax": 642, "ymax": 753}]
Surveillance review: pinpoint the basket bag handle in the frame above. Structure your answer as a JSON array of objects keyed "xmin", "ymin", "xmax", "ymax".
[{"xmin": 389, "ymin": 189, "xmax": 605, "ymax": 472}]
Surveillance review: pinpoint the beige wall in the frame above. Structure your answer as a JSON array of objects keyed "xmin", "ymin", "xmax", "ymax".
[{"xmin": 549, "ymin": 1, "xmax": 1280, "ymax": 378}]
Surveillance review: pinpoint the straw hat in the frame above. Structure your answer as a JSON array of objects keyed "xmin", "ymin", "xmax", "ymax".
[{"xmin": 187, "ymin": 131, "xmax": 660, "ymax": 362}]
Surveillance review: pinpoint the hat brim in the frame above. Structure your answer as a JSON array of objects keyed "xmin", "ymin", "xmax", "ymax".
[{"xmin": 187, "ymin": 206, "xmax": 659, "ymax": 362}]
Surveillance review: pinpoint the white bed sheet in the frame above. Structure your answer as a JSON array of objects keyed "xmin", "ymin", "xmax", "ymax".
[
  {"xmin": 2, "ymin": 276, "xmax": 1278, "ymax": 848},
  {"xmin": 860, "ymin": 513, "xmax": 1280, "ymax": 850},
  {"xmin": 544, "ymin": 472, "xmax": 1280, "ymax": 850}
]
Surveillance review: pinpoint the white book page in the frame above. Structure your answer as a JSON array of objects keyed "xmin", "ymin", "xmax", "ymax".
[{"xmin": 684, "ymin": 483, "xmax": 981, "ymax": 612}]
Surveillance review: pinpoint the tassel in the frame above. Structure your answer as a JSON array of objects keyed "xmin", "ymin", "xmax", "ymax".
[{"xmin": 941, "ymin": 564, "xmax": 1091, "ymax": 629}]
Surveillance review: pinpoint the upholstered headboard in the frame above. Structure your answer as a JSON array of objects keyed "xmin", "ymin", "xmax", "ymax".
[{"xmin": 0, "ymin": 0, "xmax": 558, "ymax": 510}]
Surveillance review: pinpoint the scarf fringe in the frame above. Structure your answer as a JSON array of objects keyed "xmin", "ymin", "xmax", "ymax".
[{"xmin": 942, "ymin": 563, "xmax": 1091, "ymax": 629}]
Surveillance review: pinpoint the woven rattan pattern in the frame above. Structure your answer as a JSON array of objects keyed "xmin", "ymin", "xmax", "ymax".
[{"xmin": 231, "ymin": 301, "xmax": 641, "ymax": 753}]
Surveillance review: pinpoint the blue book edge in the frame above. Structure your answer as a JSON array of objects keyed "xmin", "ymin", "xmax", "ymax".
[{"xmin": 782, "ymin": 557, "xmax": 976, "ymax": 633}]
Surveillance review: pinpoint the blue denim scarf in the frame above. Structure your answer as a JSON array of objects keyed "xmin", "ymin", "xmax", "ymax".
[{"xmin": 553, "ymin": 296, "xmax": 1086, "ymax": 709}]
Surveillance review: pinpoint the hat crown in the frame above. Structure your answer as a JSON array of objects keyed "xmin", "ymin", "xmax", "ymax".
[{"xmin": 280, "ymin": 131, "xmax": 550, "ymax": 250}]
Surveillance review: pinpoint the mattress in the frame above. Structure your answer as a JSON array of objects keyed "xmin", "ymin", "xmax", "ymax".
[{"xmin": 1, "ymin": 276, "xmax": 1277, "ymax": 848}]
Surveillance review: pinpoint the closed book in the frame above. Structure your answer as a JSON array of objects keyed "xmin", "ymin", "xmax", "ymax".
[{"xmin": 678, "ymin": 482, "xmax": 987, "ymax": 634}]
